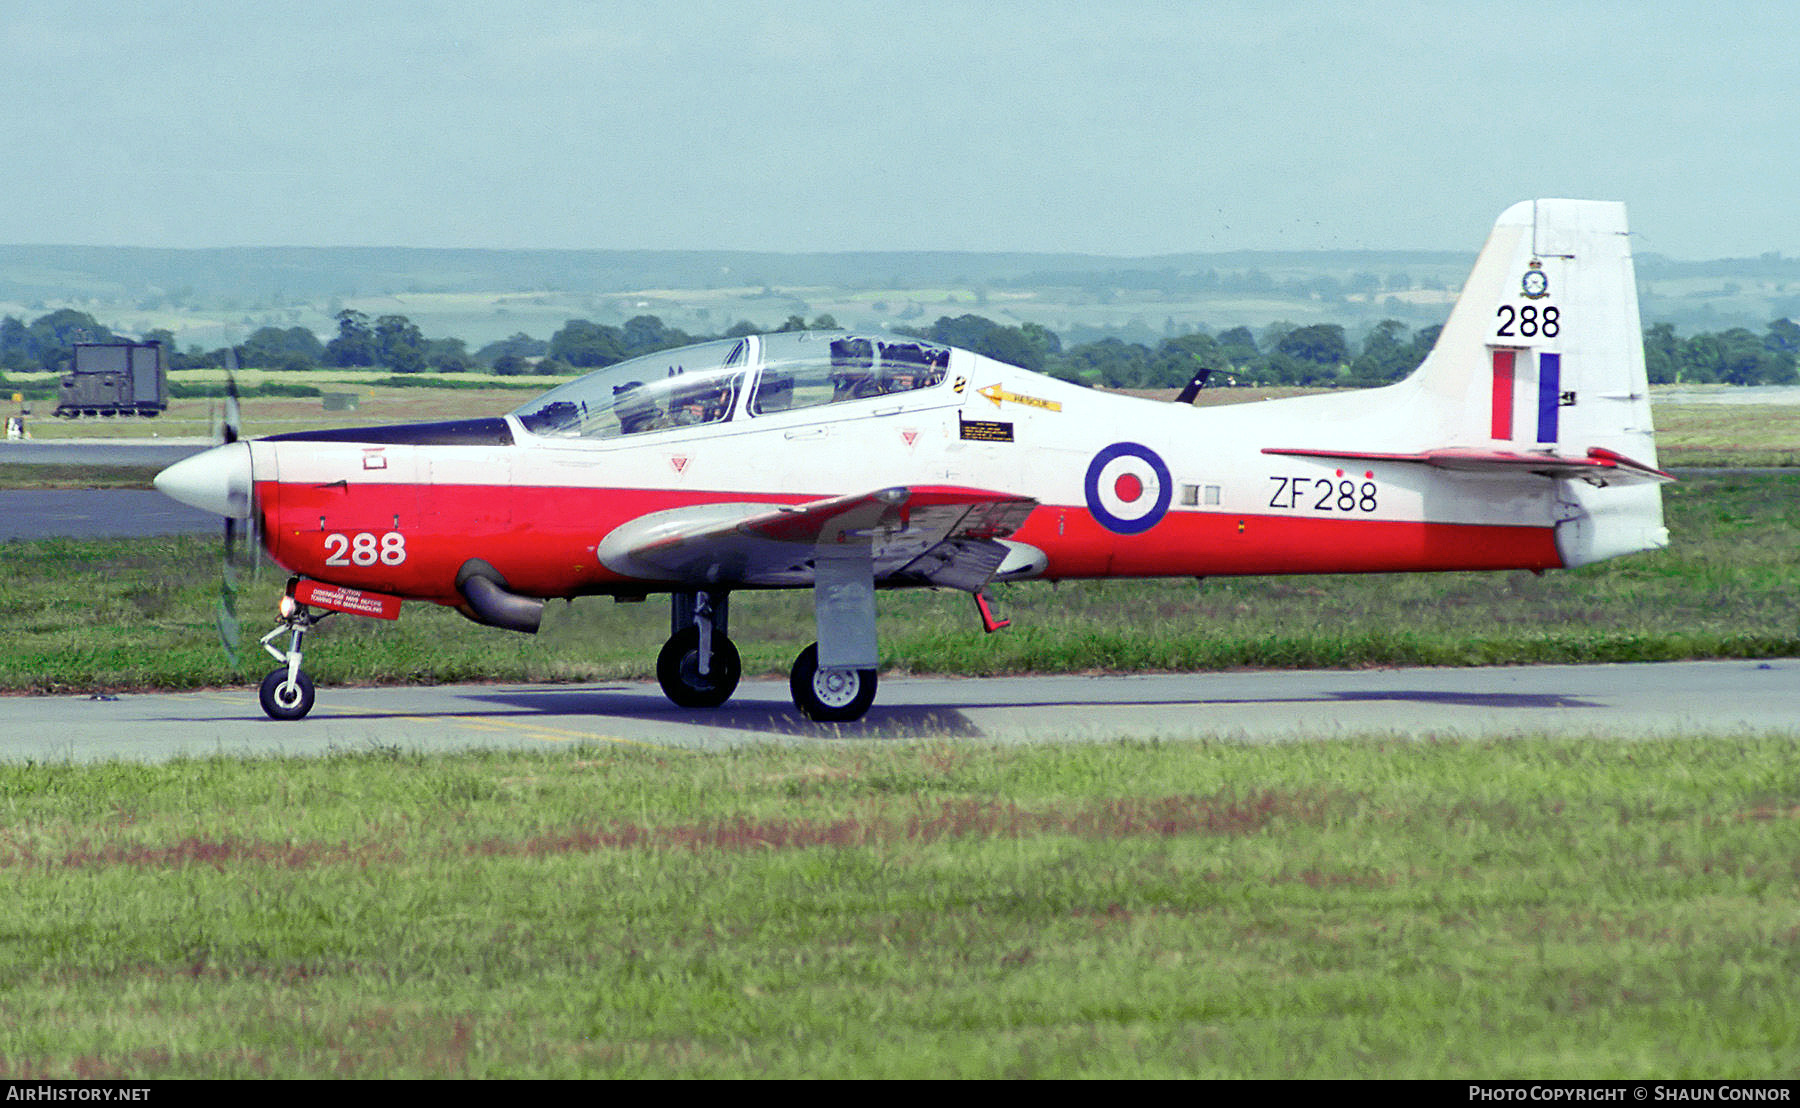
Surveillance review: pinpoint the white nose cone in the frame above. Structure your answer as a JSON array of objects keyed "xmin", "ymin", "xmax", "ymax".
[{"xmin": 154, "ymin": 442, "xmax": 253, "ymax": 519}]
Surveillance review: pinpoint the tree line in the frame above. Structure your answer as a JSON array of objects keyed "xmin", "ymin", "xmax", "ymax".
[
  {"xmin": 3, "ymin": 305, "xmax": 1797, "ymax": 391},
  {"xmin": 914, "ymin": 314, "xmax": 1800, "ymax": 389}
]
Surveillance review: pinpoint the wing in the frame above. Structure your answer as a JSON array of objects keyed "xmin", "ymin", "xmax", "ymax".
[
  {"xmin": 596, "ymin": 485, "xmax": 1038, "ymax": 590},
  {"xmin": 1261, "ymin": 445, "xmax": 1673, "ymax": 486}
]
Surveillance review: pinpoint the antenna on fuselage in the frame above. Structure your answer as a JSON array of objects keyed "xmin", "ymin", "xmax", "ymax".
[{"xmin": 1174, "ymin": 363, "xmax": 1213, "ymax": 405}]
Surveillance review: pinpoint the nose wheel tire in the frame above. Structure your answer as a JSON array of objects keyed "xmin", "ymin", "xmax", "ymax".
[
  {"xmin": 259, "ymin": 668, "xmax": 315, "ymax": 721},
  {"xmin": 789, "ymin": 643, "xmax": 878, "ymax": 723},
  {"xmin": 656, "ymin": 627, "xmax": 742, "ymax": 709}
]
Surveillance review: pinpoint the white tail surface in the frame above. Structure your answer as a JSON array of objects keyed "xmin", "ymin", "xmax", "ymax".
[
  {"xmin": 1405, "ymin": 200, "xmax": 1656, "ymax": 460},
  {"xmin": 1330, "ymin": 199, "xmax": 1668, "ymax": 566}
]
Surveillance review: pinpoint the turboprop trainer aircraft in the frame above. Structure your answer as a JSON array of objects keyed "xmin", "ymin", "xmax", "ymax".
[{"xmin": 156, "ymin": 199, "xmax": 1669, "ymax": 722}]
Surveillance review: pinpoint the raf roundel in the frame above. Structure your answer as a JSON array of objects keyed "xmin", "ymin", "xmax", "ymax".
[{"xmin": 1084, "ymin": 442, "xmax": 1173, "ymax": 535}]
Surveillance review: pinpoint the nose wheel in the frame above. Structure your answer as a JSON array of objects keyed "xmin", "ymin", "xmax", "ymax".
[
  {"xmin": 258, "ymin": 667, "xmax": 315, "ymax": 721},
  {"xmin": 790, "ymin": 643, "xmax": 878, "ymax": 723}
]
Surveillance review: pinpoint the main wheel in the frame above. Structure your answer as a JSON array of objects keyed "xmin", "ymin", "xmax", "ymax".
[
  {"xmin": 259, "ymin": 668, "xmax": 315, "ymax": 721},
  {"xmin": 656, "ymin": 627, "xmax": 741, "ymax": 708},
  {"xmin": 789, "ymin": 642, "xmax": 878, "ymax": 723}
]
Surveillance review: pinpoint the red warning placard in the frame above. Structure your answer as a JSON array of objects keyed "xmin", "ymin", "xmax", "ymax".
[{"xmin": 293, "ymin": 579, "xmax": 403, "ymax": 620}]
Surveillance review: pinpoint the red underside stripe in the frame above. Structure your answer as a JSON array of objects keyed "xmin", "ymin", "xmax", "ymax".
[
  {"xmin": 259, "ymin": 481, "xmax": 1564, "ymax": 604},
  {"xmin": 1009, "ymin": 506, "xmax": 1562, "ymax": 579}
]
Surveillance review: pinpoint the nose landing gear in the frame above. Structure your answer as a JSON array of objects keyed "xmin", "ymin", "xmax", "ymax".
[{"xmin": 256, "ymin": 599, "xmax": 330, "ymax": 721}]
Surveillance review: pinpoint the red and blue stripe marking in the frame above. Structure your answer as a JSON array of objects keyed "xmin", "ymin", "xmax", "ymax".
[{"xmin": 1491, "ymin": 350, "xmax": 1562, "ymax": 444}]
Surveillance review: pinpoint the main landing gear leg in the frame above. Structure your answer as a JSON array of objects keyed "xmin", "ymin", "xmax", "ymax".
[
  {"xmin": 793, "ymin": 544, "xmax": 880, "ymax": 723},
  {"xmin": 657, "ymin": 590, "xmax": 740, "ymax": 708},
  {"xmin": 256, "ymin": 604, "xmax": 329, "ymax": 721}
]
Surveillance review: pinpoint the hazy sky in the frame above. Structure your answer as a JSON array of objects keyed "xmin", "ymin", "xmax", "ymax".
[{"xmin": 3, "ymin": 1, "xmax": 1795, "ymax": 258}]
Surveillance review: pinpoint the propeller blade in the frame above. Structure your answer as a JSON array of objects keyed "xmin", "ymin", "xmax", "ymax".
[
  {"xmin": 217, "ymin": 516, "xmax": 241, "ymax": 669},
  {"xmin": 246, "ymin": 485, "xmax": 263, "ymax": 585},
  {"xmin": 221, "ymin": 348, "xmax": 241, "ymax": 445},
  {"xmin": 215, "ymin": 347, "xmax": 246, "ymax": 668}
]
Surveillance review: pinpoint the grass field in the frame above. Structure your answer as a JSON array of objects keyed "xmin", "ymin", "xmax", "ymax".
[
  {"xmin": 0, "ymin": 464, "xmax": 164, "ymax": 490},
  {"xmin": 0, "ymin": 736, "xmax": 1793, "ymax": 1078},
  {"xmin": 4, "ymin": 470, "xmax": 1799, "ymax": 694}
]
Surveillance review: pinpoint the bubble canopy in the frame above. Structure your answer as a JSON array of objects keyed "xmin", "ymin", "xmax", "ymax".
[{"xmin": 509, "ymin": 331, "xmax": 953, "ymax": 440}]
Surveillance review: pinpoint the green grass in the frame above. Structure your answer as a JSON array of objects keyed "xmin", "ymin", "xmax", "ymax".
[
  {"xmin": 4, "ymin": 472, "xmax": 1799, "ymax": 693},
  {"xmin": 0, "ymin": 736, "xmax": 1793, "ymax": 1077},
  {"xmin": 0, "ymin": 464, "xmax": 164, "ymax": 490},
  {"xmin": 1656, "ymin": 401, "xmax": 1800, "ymax": 467}
]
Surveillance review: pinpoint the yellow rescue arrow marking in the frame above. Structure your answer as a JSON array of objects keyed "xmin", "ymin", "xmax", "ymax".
[{"xmin": 978, "ymin": 384, "xmax": 1062, "ymax": 412}]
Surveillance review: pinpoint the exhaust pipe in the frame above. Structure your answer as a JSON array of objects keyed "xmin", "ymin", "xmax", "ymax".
[{"xmin": 454, "ymin": 559, "xmax": 543, "ymax": 634}]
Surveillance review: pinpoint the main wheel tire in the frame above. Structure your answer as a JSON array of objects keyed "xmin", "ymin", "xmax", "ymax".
[
  {"xmin": 656, "ymin": 628, "xmax": 742, "ymax": 709},
  {"xmin": 789, "ymin": 643, "xmax": 878, "ymax": 723},
  {"xmin": 259, "ymin": 668, "xmax": 315, "ymax": 721}
]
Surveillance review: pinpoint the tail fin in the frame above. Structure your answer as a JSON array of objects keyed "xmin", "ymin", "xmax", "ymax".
[
  {"xmin": 1264, "ymin": 201, "xmax": 1667, "ymax": 566},
  {"xmin": 1395, "ymin": 200, "xmax": 1666, "ymax": 565},
  {"xmin": 1404, "ymin": 199, "xmax": 1657, "ymax": 467}
]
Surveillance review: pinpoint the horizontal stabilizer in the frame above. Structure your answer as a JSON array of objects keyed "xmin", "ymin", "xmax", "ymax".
[{"xmin": 1262, "ymin": 445, "xmax": 1673, "ymax": 486}]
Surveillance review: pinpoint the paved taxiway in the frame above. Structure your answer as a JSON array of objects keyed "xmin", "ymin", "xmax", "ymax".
[
  {"xmin": 0, "ymin": 488, "xmax": 218, "ymax": 539},
  {"xmin": 0, "ymin": 440, "xmax": 207, "ymax": 467},
  {"xmin": 4, "ymin": 659, "xmax": 1797, "ymax": 763},
  {"xmin": 2, "ymin": 439, "xmax": 216, "ymax": 538}
]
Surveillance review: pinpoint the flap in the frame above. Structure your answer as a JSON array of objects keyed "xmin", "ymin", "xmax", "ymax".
[{"xmin": 597, "ymin": 485, "xmax": 1037, "ymax": 588}]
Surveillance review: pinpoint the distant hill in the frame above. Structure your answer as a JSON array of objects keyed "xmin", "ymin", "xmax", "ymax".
[
  {"xmin": 0, "ymin": 244, "xmax": 1792, "ymax": 350},
  {"xmin": 0, "ymin": 244, "xmax": 1478, "ymax": 302}
]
